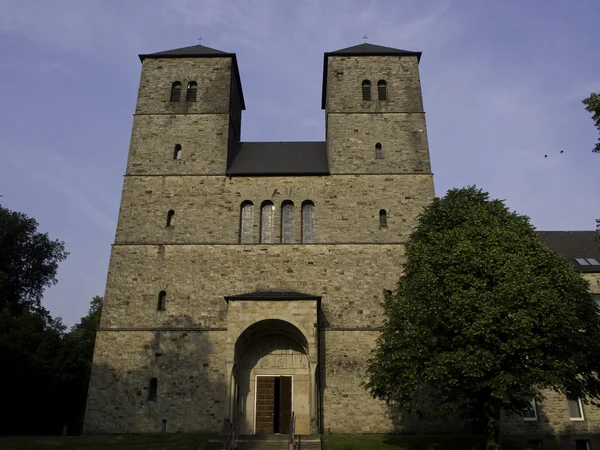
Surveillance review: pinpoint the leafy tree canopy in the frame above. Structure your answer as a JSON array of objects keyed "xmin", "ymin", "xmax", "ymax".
[
  {"xmin": 0, "ymin": 202, "xmax": 68, "ymax": 315},
  {"xmin": 583, "ymin": 92, "xmax": 600, "ymax": 153},
  {"xmin": 366, "ymin": 186, "xmax": 600, "ymax": 450}
]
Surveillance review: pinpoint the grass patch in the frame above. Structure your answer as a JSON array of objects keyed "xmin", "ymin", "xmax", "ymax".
[
  {"xmin": 321, "ymin": 434, "xmax": 538, "ymax": 450},
  {"xmin": 0, "ymin": 433, "xmax": 213, "ymax": 450}
]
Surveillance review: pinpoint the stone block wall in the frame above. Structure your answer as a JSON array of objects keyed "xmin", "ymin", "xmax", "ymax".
[
  {"xmin": 100, "ymin": 244, "xmax": 405, "ymax": 330},
  {"xmin": 114, "ymin": 174, "xmax": 434, "ymax": 244},
  {"xmin": 84, "ymin": 330, "xmax": 228, "ymax": 433},
  {"xmin": 126, "ymin": 114, "xmax": 230, "ymax": 175},
  {"xmin": 135, "ymin": 58, "xmax": 234, "ymax": 114},
  {"xmin": 326, "ymin": 113, "xmax": 431, "ymax": 174},
  {"xmin": 325, "ymin": 56, "xmax": 424, "ymax": 113}
]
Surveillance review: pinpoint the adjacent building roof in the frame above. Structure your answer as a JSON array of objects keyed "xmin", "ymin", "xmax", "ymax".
[
  {"xmin": 224, "ymin": 291, "xmax": 321, "ymax": 302},
  {"xmin": 138, "ymin": 44, "xmax": 245, "ymax": 110},
  {"xmin": 537, "ymin": 231, "xmax": 600, "ymax": 273},
  {"xmin": 226, "ymin": 142, "xmax": 329, "ymax": 176},
  {"xmin": 322, "ymin": 43, "xmax": 422, "ymax": 109}
]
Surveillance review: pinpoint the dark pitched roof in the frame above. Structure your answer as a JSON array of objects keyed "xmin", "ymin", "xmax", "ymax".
[
  {"xmin": 537, "ymin": 231, "xmax": 600, "ymax": 273},
  {"xmin": 322, "ymin": 43, "xmax": 422, "ymax": 109},
  {"xmin": 225, "ymin": 291, "xmax": 321, "ymax": 302},
  {"xmin": 138, "ymin": 44, "xmax": 230, "ymax": 60},
  {"xmin": 327, "ymin": 43, "xmax": 422, "ymax": 59},
  {"xmin": 138, "ymin": 44, "xmax": 245, "ymax": 110},
  {"xmin": 226, "ymin": 142, "xmax": 329, "ymax": 176}
]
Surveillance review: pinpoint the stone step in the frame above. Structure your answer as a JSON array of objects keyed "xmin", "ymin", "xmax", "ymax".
[{"xmin": 206, "ymin": 434, "xmax": 321, "ymax": 450}]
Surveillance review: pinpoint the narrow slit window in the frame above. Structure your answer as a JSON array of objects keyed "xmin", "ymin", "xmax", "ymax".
[
  {"xmin": 379, "ymin": 209, "xmax": 388, "ymax": 228},
  {"xmin": 301, "ymin": 201, "xmax": 315, "ymax": 244},
  {"xmin": 567, "ymin": 396, "xmax": 584, "ymax": 420},
  {"xmin": 157, "ymin": 291, "xmax": 166, "ymax": 311},
  {"xmin": 166, "ymin": 210, "xmax": 175, "ymax": 227},
  {"xmin": 186, "ymin": 81, "xmax": 197, "ymax": 102},
  {"xmin": 362, "ymin": 80, "xmax": 371, "ymax": 101},
  {"xmin": 377, "ymin": 80, "xmax": 387, "ymax": 101},
  {"xmin": 149, "ymin": 378, "xmax": 158, "ymax": 401},
  {"xmin": 240, "ymin": 201, "xmax": 254, "ymax": 244},
  {"xmin": 375, "ymin": 143, "xmax": 382, "ymax": 159},
  {"xmin": 281, "ymin": 201, "xmax": 295, "ymax": 243},
  {"xmin": 260, "ymin": 201, "xmax": 275, "ymax": 244},
  {"xmin": 173, "ymin": 144, "xmax": 182, "ymax": 160},
  {"xmin": 170, "ymin": 82, "xmax": 182, "ymax": 102}
]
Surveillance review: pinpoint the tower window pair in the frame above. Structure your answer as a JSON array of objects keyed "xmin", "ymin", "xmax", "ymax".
[
  {"xmin": 362, "ymin": 80, "xmax": 387, "ymax": 101},
  {"xmin": 170, "ymin": 81, "xmax": 197, "ymax": 102}
]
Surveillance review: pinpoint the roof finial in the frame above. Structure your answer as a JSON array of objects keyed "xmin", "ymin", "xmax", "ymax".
[
  {"xmin": 197, "ymin": 37, "xmax": 203, "ymax": 46},
  {"xmin": 362, "ymin": 35, "xmax": 368, "ymax": 43}
]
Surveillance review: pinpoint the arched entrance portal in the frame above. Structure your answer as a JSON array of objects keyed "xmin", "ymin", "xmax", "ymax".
[{"xmin": 232, "ymin": 319, "xmax": 311, "ymax": 435}]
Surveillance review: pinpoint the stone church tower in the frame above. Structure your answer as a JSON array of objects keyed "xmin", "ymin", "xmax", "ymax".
[{"xmin": 84, "ymin": 42, "xmax": 434, "ymax": 435}]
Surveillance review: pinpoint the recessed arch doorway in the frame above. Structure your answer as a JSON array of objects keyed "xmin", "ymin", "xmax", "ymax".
[{"xmin": 232, "ymin": 319, "xmax": 311, "ymax": 435}]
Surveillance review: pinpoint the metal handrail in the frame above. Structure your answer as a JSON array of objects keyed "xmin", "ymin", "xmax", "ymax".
[
  {"xmin": 223, "ymin": 412, "xmax": 240, "ymax": 450},
  {"xmin": 289, "ymin": 411, "xmax": 296, "ymax": 450}
]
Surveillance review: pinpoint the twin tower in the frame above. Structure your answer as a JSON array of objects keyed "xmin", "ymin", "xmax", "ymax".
[{"xmin": 84, "ymin": 43, "xmax": 435, "ymax": 435}]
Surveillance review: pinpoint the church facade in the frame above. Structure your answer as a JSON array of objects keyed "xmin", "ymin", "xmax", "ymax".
[{"xmin": 83, "ymin": 42, "xmax": 600, "ymax": 447}]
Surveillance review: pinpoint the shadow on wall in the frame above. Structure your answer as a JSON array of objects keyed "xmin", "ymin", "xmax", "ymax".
[
  {"xmin": 84, "ymin": 314, "xmax": 228, "ymax": 434},
  {"xmin": 385, "ymin": 400, "xmax": 469, "ymax": 436}
]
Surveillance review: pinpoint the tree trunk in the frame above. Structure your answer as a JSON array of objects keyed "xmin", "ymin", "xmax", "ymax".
[{"xmin": 484, "ymin": 401, "xmax": 501, "ymax": 450}]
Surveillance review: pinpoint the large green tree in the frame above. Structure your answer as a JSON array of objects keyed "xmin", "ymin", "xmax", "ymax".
[
  {"xmin": 583, "ymin": 92, "xmax": 600, "ymax": 153},
  {"xmin": 366, "ymin": 187, "xmax": 600, "ymax": 450},
  {"xmin": 0, "ymin": 202, "xmax": 68, "ymax": 315}
]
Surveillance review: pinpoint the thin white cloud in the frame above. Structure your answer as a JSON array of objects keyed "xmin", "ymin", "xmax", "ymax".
[{"xmin": 1, "ymin": 149, "xmax": 116, "ymax": 233}]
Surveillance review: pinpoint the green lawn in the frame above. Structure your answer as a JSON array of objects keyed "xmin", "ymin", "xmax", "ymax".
[
  {"xmin": 0, "ymin": 434, "xmax": 213, "ymax": 450},
  {"xmin": 321, "ymin": 434, "xmax": 538, "ymax": 450}
]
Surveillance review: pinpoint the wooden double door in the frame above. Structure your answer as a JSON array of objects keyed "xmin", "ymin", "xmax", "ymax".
[{"xmin": 255, "ymin": 376, "xmax": 292, "ymax": 434}]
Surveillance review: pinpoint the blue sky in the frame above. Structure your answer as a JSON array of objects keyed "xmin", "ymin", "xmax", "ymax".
[{"xmin": 0, "ymin": 0, "xmax": 598, "ymax": 326}]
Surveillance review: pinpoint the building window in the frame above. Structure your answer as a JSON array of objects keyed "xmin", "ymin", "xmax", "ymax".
[
  {"xmin": 362, "ymin": 80, "xmax": 371, "ymax": 100},
  {"xmin": 575, "ymin": 258, "xmax": 600, "ymax": 266},
  {"xmin": 522, "ymin": 400, "xmax": 537, "ymax": 421},
  {"xmin": 186, "ymin": 81, "xmax": 197, "ymax": 102},
  {"xmin": 157, "ymin": 291, "xmax": 166, "ymax": 311},
  {"xmin": 375, "ymin": 143, "xmax": 383, "ymax": 159},
  {"xmin": 260, "ymin": 201, "xmax": 275, "ymax": 244},
  {"xmin": 170, "ymin": 82, "xmax": 182, "ymax": 102},
  {"xmin": 576, "ymin": 440, "xmax": 591, "ymax": 450},
  {"xmin": 301, "ymin": 201, "xmax": 315, "ymax": 244},
  {"xmin": 378, "ymin": 80, "xmax": 387, "ymax": 100},
  {"xmin": 568, "ymin": 396, "xmax": 584, "ymax": 420},
  {"xmin": 166, "ymin": 210, "xmax": 175, "ymax": 227},
  {"xmin": 379, "ymin": 209, "xmax": 388, "ymax": 228},
  {"xmin": 149, "ymin": 378, "xmax": 158, "ymax": 401},
  {"xmin": 240, "ymin": 201, "xmax": 254, "ymax": 244},
  {"xmin": 173, "ymin": 144, "xmax": 182, "ymax": 160},
  {"xmin": 281, "ymin": 201, "xmax": 295, "ymax": 243}
]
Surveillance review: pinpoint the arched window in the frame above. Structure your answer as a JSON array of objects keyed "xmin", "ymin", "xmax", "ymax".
[
  {"xmin": 186, "ymin": 81, "xmax": 197, "ymax": 102},
  {"xmin": 166, "ymin": 210, "xmax": 175, "ymax": 227},
  {"xmin": 173, "ymin": 144, "xmax": 182, "ymax": 160},
  {"xmin": 362, "ymin": 80, "xmax": 371, "ymax": 101},
  {"xmin": 379, "ymin": 209, "xmax": 388, "ymax": 228},
  {"xmin": 260, "ymin": 201, "xmax": 275, "ymax": 244},
  {"xmin": 240, "ymin": 201, "xmax": 254, "ymax": 244},
  {"xmin": 377, "ymin": 80, "xmax": 387, "ymax": 101},
  {"xmin": 149, "ymin": 378, "xmax": 158, "ymax": 401},
  {"xmin": 281, "ymin": 201, "xmax": 294, "ymax": 244},
  {"xmin": 170, "ymin": 82, "xmax": 182, "ymax": 102},
  {"xmin": 301, "ymin": 201, "xmax": 315, "ymax": 244},
  {"xmin": 157, "ymin": 291, "xmax": 166, "ymax": 311},
  {"xmin": 375, "ymin": 143, "xmax": 382, "ymax": 159}
]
